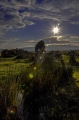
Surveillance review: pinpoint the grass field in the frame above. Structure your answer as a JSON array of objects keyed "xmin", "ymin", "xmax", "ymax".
[
  {"xmin": 0, "ymin": 54, "xmax": 79, "ymax": 81},
  {"xmin": 62, "ymin": 54, "xmax": 79, "ymax": 85},
  {"xmin": 0, "ymin": 51, "xmax": 79, "ymax": 120},
  {"xmin": 0, "ymin": 57, "xmax": 31, "ymax": 107},
  {"xmin": 0, "ymin": 57, "xmax": 30, "ymax": 77},
  {"xmin": 73, "ymin": 66, "xmax": 79, "ymax": 86}
]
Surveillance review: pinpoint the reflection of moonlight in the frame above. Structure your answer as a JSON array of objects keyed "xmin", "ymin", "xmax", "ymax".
[{"xmin": 53, "ymin": 27, "xmax": 59, "ymax": 34}]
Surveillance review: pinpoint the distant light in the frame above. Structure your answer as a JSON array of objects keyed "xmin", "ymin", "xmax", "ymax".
[
  {"xmin": 29, "ymin": 73, "xmax": 34, "ymax": 79},
  {"xmin": 53, "ymin": 27, "xmax": 59, "ymax": 34}
]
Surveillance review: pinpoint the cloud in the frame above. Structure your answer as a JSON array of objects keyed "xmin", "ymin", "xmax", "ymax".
[
  {"xmin": 23, "ymin": 40, "xmax": 38, "ymax": 43},
  {"xmin": 21, "ymin": 11, "xmax": 31, "ymax": 18},
  {"xmin": 0, "ymin": 0, "xmax": 79, "ymax": 35},
  {"xmin": 29, "ymin": 9, "xmax": 60, "ymax": 21},
  {"xmin": 70, "ymin": 21, "xmax": 79, "ymax": 25},
  {"xmin": 70, "ymin": 36, "xmax": 79, "ymax": 39},
  {"xmin": 0, "ymin": 37, "xmax": 19, "ymax": 43},
  {"xmin": 0, "ymin": 38, "xmax": 36, "ymax": 49},
  {"xmin": 0, "ymin": 0, "xmax": 36, "ymax": 9},
  {"xmin": 0, "ymin": 7, "xmax": 34, "ymax": 35},
  {"xmin": 0, "ymin": 10, "xmax": 22, "ymax": 30},
  {"xmin": 0, "ymin": 36, "xmax": 79, "ymax": 50},
  {"xmin": 40, "ymin": 36, "xmax": 70, "ymax": 44},
  {"xmin": 33, "ymin": 0, "xmax": 79, "ymax": 21},
  {"xmin": 69, "ymin": 36, "xmax": 79, "ymax": 43},
  {"xmin": 0, "ymin": 0, "xmax": 79, "ymax": 28},
  {"xmin": 38, "ymin": 0, "xmax": 79, "ymax": 11},
  {"xmin": 13, "ymin": 0, "xmax": 36, "ymax": 8},
  {"xmin": 38, "ymin": 36, "xmax": 79, "ymax": 50},
  {"xmin": 0, "ymin": 0, "xmax": 35, "ymax": 33}
]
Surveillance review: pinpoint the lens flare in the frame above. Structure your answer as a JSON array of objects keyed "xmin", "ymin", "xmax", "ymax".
[
  {"xmin": 7, "ymin": 107, "xmax": 16, "ymax": 115},
  {"xmin": 29, "ymin": 73, "xmax": 34, "ymax": 79},
  {"xmin": 34, "ymin": 66, "xmax": 36, "ymax": 70},
  {"xmin": 46, "ymin": 44, "xmax": 49, "ymax": 46},
  {"xmin": 40, "ymin": 56, "xmax": 42, "ymax": 59},
  {"xmin": 58, "ymin": 23, "xmax": 60, "ymax": 26}
]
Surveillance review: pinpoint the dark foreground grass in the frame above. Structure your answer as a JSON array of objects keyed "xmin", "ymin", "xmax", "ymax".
[{"xmin": 0, "ymin": 54, "xmax": 79, "ymax": 120}]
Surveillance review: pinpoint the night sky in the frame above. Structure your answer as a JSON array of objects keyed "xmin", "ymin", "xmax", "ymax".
[{"xmin": 0, "ymin": 0, "xmax": 79, "ymax": 51}]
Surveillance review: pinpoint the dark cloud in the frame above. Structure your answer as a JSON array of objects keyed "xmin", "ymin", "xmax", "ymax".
[
  {"xmin": 0, "ymin": 35, "xmax": 79, "ymax": 50},
  {"xmin": 0, "ymin": 0, "xmax": 79, "ymax": 40},
  {"xmin": 32, "ymin": 0, "xmax": 79, "ymax": 23},
  {"xmin": 0, "ymin": 7, "xmax": 34, "ymax": 35},
  {"xmin": 0, "ymin": 0, "xmax": 35, "ymax": 34},
  {"xmin": 0, "ymin": 0, "xmax": 36, "ymax": 9},
  {"xmin": 0, "ymin": 0, "xmax": 79, "ymax": 50},
  {"xmin": 39, "ymin": 36, "xmax": 79, "ymax": 49}
]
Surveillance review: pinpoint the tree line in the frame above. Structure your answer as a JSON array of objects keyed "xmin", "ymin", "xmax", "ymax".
[{"xmin": 1, "ymin": 49, "xmax": 30, "ymax": 58}]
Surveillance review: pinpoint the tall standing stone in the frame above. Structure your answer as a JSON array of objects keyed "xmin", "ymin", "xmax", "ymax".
[{"xmin": 34, "ymin": 40, "xmax": 46, "ymax": 65}]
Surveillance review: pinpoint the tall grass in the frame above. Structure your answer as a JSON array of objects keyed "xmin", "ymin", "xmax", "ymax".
[{"xmin": 0, "ymin": 54, "xmax": 79, "ymax": 120}]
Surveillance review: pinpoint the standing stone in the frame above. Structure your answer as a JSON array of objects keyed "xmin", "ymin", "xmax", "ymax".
[
  {"xmin": 35, "ymin": 40, "xmax": 45, "ymax": 56},
  {"xmin": 34, "ymin": 40, "xmax": 46, "ymax": 65}
]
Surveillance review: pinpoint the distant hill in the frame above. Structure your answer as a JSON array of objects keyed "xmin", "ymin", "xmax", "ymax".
[{"xmin": 20, "ymin": 47, "xmax": 35, "ymax": 52}]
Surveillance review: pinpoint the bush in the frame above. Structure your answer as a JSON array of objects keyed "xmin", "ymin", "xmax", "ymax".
[{"xmin": 15, "ymin": 54, "xmax": 26, "ymax": 59}]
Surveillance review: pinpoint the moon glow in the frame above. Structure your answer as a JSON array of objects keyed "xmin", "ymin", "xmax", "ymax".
[{"xmin": 53, "ymin": 27, "xmax": 59, "ymax": 34}]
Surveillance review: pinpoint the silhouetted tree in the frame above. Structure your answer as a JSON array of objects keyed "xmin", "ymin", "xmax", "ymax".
[{"xmin": 1, "ymin": 48, "xmax": 31, "ymax": 58}]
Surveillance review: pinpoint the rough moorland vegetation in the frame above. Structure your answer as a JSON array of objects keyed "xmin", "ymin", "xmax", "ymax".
[{"xmin": 0, "ymin": 49, "xmax": 79, "ymax": 120}]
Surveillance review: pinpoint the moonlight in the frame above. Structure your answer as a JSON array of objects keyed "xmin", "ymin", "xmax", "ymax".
[{"xmin": 53, "ymin": 27, "xmax": 59, "ymax": 34}]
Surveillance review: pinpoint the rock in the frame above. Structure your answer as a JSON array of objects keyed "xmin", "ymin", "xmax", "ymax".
[
  {"xmin": 34, "ymin": 40, "xmax": 46, "ymax": 65},
  {"xmin": 35, "ymin": 40, "xmax": 45, "ymax": 56}
]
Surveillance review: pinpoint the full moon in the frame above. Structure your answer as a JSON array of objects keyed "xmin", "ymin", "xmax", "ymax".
[{"xmin": 53, "ymin": 27, "xmax": 59, "ymax": 34}]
